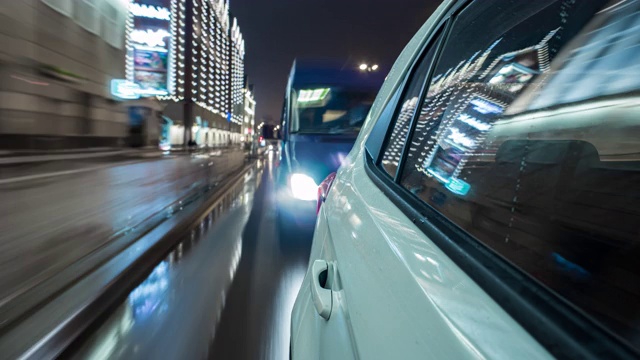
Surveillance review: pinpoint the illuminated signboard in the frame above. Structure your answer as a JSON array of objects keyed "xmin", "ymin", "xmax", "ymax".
[
  {"xmin": 128, "ymin": 1, "xmax": 172, "ymax": 97},
  {"xmin": 470, "ymin": 98, "xmax": 503, "ymax": 115},
  {"xmin": 111, "ymin": 79, "xmax": 141, "ymax": 100}
]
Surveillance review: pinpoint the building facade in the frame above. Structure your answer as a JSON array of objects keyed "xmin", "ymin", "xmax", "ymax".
[
  {"xmin": 243, "ymin": 85, "xmax": 256, "ymax": 138},
  {"xmin": 128, "ymin": 0, "xmax": 247, "ymax": 148},
  {"xmin": 0, "ymin": 0, "xmax": 130, "ymax": 149}
]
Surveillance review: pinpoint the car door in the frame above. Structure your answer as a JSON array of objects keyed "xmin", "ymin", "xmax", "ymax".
[
  {"xmin": 293, "ymin": 0, "xmax": 640, "ymax": 359},
  {"xmin": 294, "ymin": 1, "xmax": 549, "ymax": 358}
]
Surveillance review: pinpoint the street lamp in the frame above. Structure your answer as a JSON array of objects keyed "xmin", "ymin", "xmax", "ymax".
[{"xmin": 359, "ymin": 63, "xmax": 380, "ymax": 72}]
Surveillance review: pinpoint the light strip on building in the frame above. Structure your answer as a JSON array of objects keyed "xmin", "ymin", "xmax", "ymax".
[
  {"xmin": 130, "ymin": 3, "xmax": 171, "ymax": 21},
  {"xmin": 131, "ymin": 29, "xmax": 171, "ymax": 48},
  {"xmin": 457, "ymin": 114, "xmax": 491, "ymax": 131}
]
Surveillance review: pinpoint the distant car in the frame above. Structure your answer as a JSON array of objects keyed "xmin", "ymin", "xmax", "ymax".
[
  {"xmin": 291, "ymin": 0, "xmax": 640, "ymax": 359},
  {"xmin": 275, "ymin": 59, "xmax": 384, "ymax": 239}
]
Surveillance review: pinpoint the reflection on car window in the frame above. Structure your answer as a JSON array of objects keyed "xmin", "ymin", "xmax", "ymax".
[
  {"xmin": 399, "ymin": 0, "xmax": 640, "ymax": 350},
  {"xmin": 290, "ymin": 87, "xmax": 376, "ymax": 134},
  {"xmin": 380, "ymin": 30, "xmax": 443, "ymax": 178}
]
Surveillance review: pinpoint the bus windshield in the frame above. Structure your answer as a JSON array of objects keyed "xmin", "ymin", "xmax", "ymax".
[{"xmin": 290, "ymin": 87, "xmax": 376, "ymax": 134}]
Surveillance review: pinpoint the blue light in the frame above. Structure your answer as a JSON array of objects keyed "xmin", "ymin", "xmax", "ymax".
[
  {"xmin": 445, "ymin": 178, "xmax": 471, "ymax": 196},
  {"xmin": 226, "ymin": 112, "xmax": 232, "ymax": 122},
  {"xmin": 552, "ymin": 253, "xmax": 590, "ymax": 280},
  {"xmin": 111, "ymin": 79, "xmax": 141, "ymax": 100}
]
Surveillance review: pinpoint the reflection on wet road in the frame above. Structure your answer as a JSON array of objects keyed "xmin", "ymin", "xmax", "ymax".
[{"xmin": 70, "ymin": 154, "xmax": 312, "ymax": 360}]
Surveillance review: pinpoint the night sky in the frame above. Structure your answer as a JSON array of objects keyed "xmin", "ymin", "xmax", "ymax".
[{"xmin": 229, "ymin": 0, "xmax": 441, "ymax": 124}]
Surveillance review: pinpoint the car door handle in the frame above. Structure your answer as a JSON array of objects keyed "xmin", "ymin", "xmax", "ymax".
[{"xmin": 311, "ymin": 260, "xmax": 332, "ymax": 320}]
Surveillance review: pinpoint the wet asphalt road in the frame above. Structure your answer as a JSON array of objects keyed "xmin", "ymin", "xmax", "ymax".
[
  {"xmin": 0, "ymin": 150, "xmax": 244, "ymax": 315},
  {"xmin": 69, "ymin": 153, "xmax": 313, "ymax": 360}
]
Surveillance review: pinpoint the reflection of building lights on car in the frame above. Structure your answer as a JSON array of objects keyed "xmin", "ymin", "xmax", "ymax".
[
  {"xmin": 447, "ymin": 127, "xmax": 476, "ymax": 148},
  {"xmin": 445, "ymin": 178, "xmax": 471, "ymax": 196},
  {"xmin": 457, "ymin": 114, "xmax": 491, "ymax": 131},
  {"xmin": 426, "ymin": 167, "xmax": 450, "ymax": 184},
  {"xmin": 470, "ymin": 98, "xmax": 503, "ymax": 114},
  {"xmin": 290, "ymin": 173, "xmax": 318, "ymax": 201}
]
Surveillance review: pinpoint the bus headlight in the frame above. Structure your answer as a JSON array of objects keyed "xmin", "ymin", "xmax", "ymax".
[{"xmin": 290, "ymin": 173, "xmax": 318, "ymax": 201}]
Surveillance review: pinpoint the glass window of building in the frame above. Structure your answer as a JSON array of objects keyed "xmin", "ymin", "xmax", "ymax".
[{"xmin": 399, "ymin": 0, "xmax": 640, "ymax": 350}]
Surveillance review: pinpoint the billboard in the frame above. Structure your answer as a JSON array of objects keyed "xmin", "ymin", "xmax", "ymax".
[
  {"xmin": 129, "ymin": 1, "xmax": 172, "ymax": 96},
  {"xmin": 134, "ymin": 49, "xmax": 168, "ymax": 95}
]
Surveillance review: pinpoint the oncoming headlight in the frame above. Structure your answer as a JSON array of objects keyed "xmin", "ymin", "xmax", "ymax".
[{"xmin": 290, "ymin": 173, "xmax": 318, "ymax": 201}]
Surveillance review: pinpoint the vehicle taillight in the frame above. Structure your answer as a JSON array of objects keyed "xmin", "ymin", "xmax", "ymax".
[{"xmin": 316, "ymin": 172, "xmax": 337, "ymax": 215}]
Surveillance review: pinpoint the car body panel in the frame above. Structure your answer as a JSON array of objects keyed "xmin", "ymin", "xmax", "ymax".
[{"xmin": 291, "ymin": 0, "xmax": 553, "ymax": 358}]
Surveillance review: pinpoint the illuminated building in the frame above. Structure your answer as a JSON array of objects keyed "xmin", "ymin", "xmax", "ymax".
[
  {"xmin": 243, "ymin": 85, "xmax": 256, "ymax": 141},
  {"xmin": 129, "ymin": 0, "xmax": 247, "ymax": 147}
]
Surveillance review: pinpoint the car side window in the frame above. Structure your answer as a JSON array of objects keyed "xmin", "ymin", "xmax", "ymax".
[
  {"xmin": 379, "ymin": 30, "xmax": 444, "ymax": 178},
  {"xmin": 399, "ymin": 0, "xmax": 640, "ymax": 351}
]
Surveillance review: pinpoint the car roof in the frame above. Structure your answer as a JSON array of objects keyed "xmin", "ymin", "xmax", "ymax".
[{"xmin": 290, "ymin": 59, "xmax": 386, "ymax": 91}]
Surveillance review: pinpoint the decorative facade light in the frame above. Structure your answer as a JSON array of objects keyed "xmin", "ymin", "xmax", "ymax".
[
  {"xmin": 130, "ymin": 29, "xmax": 170, "ymax": 48},
  {"xmin": 130, "ymin": 3, "xmax": 171, "ymax": 20}
]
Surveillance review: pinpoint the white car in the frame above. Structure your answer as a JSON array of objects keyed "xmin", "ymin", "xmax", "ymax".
[{"xmin": 291, "ymin": 0, "xmax": 640, "ymax": 358}]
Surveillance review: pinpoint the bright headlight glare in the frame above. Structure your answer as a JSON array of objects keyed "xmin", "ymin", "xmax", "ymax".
[{"xmin": 290, "ymin": 173, "xmax": 318, "ymax": 201}]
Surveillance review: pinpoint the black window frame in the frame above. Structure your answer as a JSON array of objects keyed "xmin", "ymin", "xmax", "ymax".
[{"xmin": 363, "ymin": 0, "xmax": 640, "ymax": 358}]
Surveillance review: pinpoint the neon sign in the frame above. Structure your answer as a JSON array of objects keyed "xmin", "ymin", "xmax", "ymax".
[{"xmin": 130, "ymin": 3, "xmax": 170, "ymax": 21}]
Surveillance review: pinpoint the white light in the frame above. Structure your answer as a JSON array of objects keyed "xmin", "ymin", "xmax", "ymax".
[
  {"xmin": 132, "ymin": 44, "xmax": 168, "ymax": 53},
  {"xmin": 359, "ymin": 63, "xmax": 368, "ymax": 71},
  {"xmin": 290, "ymin": 173, "xmax": 318, "ymax": 201},
  {"xmin": 372, "ymin": 64, "xmax": 379, "ymax": 71},
  {"xmin": 130, "ymin": 3, "xmax": 171, "ymax": 20},
  {"xmin": 131, "ymin": 29, "xmax": 170, "ymax": 48},
  {"xmin": 457, "ymin": 114, "xmax": 491, "ymax": 131},
  {"xmin": 448, "ymin": 127, "xmax": 476, "ymax": 148}
]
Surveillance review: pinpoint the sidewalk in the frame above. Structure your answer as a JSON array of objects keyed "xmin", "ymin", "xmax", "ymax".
[{"xmin": 0, "ymin": 147, "xmax": 164, "ymax": 165}]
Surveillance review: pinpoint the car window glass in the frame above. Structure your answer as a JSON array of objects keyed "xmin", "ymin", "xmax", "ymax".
[
  {"xmin": 379, "ymin": 31, "xmax": 443, "ymax": 177},
  {"xmin": 399, "ymin": 0, "xmax": 640, "ymax": 350}
]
